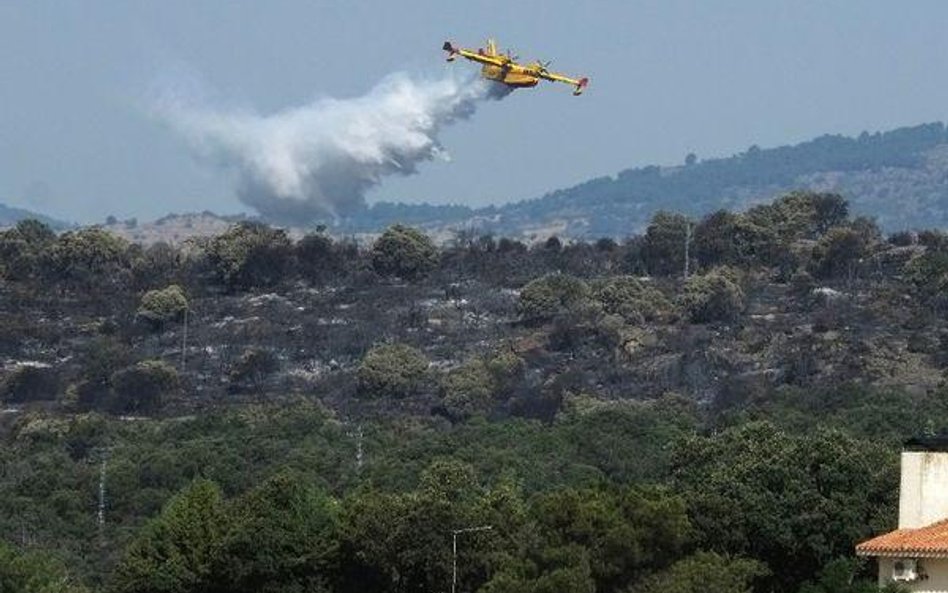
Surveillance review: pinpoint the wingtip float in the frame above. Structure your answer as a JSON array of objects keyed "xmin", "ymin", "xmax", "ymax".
[{"xmin": 443, "ymin": 38, "xmax": 589, "ymax": 96}]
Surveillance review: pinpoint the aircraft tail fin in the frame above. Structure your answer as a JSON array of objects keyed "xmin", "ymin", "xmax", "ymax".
[
  {"xmin": 573, "ymin": 77, "xmax": 589, "ymax": 96},
  {"xmin": 443, "ymin": 41, "xmax": 457, "ymax": 61}
]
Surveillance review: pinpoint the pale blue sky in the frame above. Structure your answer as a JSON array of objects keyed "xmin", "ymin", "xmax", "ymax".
[{"xmin": 3, "ymin": 0, "xmax": 948, "ymax": 223}]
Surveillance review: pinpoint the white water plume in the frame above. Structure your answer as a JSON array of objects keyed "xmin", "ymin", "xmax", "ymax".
[{"xmin": 154, "ymin": 73, "xmax": 510, "ymax": 222}]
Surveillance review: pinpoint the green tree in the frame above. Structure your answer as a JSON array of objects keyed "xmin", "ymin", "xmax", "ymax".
[
  {"xmin": 567, "ymin": 396, "xmax": 699, "ymax": 483},
  {"xmin": 370, "ymin": 225, "xmax": 438, "ymax": 280},
  {"xmin": 0, "ymin": 219, "xmax": 56, "ymax": 280},
  {"xmin": 130, "ymin": 242, "xmax": 183, "ymax": 290},
  {"xmin": 0, "ymin": 541, "xmax": 88, "ymax": 593},
  {"xmin": 296, "ymin": 232, "xmax": 351, "ymax": 283},
  {"xmin": 481, "ymin": 545, "xmax": 596, "ymax": 593},
  {"xmin": 809, "ymin": 227, "xmax": 869, "ymax": 279},
  {"xmin": 905, "ymin": 250, "xmax": 948, "ymax": 312},
  {"xmin": 111, "ymin": 479, "xmax": 225, "ymax": 593},
  {"xmin": 0, "ymin": 364, "xmax": 59, "ymax": 403},
  {"xmin": 591, "ymin": 276, "xmax": 669, "ymax": 324},
  {"xmin": 530, "ymin": 486, "xmax": 691, "ymax": 593},
  {"xmin": 693, "ymin": 211, "xmax": 777, "ymax": 268},
  {"xmin": 75, "ymin": 337, "xmax": 132, "ymax": 410},
  {"xmin": 138, "ymin": 285, "xmax": 188, "ymax": 329},
  {"xmin": 44, "ymin": 228, "xmax": 130, "ymax": 290},
  {"xmin": 518, "ymin": 274, "xmax": 591, "ymax": 322},
  {"xmin": 746, "ymin": 192, "xmax": 849, "ymax": 242},
  {"xmin": 338, "ymin": 460, "xmax": 511, "ymax": 593},
  {"xmin": 484, "ymin": 349, "xmax": 525, "ymax": 395},
  {"xmin": 213, "ymin": 473, "xmax": 338, "ymax": 593},
  {"xmin": 10, "ymin": 218, "xmax": 57, "ymax": 245},
  {"xmin": 205, "ymin": 222, "xmax": 292, "ymax": 290},
  {"xmin": 358, "ymin": 343, "xmax": 429, "ymax": 398},
  {"xmin": 110, "ymin": 360, "xmax": 179, "ymax": 414},
  {"xmin": 672, "ymin": 422, "xmax": 898, "ymax": 593},
  {"xmin": 629, "ymin": 552, "xmax": 767, "ymax": 593},
  {"xmin": 679, "ymin": 268, "xmax": 744, "ymax": 323},
  {"xmin": 797, "ymin": 558, "xmax": 888, "ymax": 593},
  {"xmin": 642, "ymin": 211, "xmax": 693, "ymax": 276},
  {"xmin": 810, "ymin": 194, "xmax": 850, "ymax": 235},
  {"xmin": 441, "ymin": 359, "xmax": 494, "ymax": 420}
]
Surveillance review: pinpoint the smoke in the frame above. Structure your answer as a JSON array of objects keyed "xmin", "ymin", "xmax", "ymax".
[{"xmin": 154, "ymin": 72, "xmax": 510, "ymax": 222}]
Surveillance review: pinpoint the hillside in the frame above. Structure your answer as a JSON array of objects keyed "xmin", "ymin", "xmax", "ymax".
[
  {"xmin": 469, "ymin": 122, "xmax": 948, "ymax": 237},
  {"xmin": 334, "ymin": 122, "xmax": 948, "ymax": 239},
  {"xmin": 1, "ymin": 192, "xmax": 947, "ymax": 591},
  {"xmin": 0, "ymin": 202, "xmax": 70, "ymax": 230},
  {"xmin": 17, "ymin": 122, "xmax": 948, "ymax": 246}
]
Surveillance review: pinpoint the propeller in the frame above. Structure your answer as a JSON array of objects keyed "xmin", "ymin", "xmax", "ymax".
[{"xmin": 536, "ymin": 59, "xmax": 553, "ymax": 74}]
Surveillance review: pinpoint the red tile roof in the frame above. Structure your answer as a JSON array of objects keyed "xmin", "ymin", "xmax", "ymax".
[{"xmin": 857, "ymin": 519, "xmax": 948, "ymax": 557}]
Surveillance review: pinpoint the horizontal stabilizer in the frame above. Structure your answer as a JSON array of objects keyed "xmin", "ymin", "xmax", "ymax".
[
  {"xmin": 442, "ymin": 41, "xmax": 458, "ymax": 61},
  {"xmin": 573, "ymin": 77, "xmax": 589, "ymax": 96}
]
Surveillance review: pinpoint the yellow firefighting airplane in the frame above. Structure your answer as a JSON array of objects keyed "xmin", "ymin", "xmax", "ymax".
[{"xmin": 443, "ymin": 38, "xmax": 589, "ymax": 96}]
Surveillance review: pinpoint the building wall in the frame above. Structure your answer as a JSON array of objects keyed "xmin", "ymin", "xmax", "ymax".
[
  {"xmin": 878, "ymin": 557, "xmax": 948, "ymax": 593},
  {"xmin": 899, "ymin": 451, "xmax": 948, "ymax": 529}
]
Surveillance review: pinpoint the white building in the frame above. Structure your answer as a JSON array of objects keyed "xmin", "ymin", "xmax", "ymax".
[{"xmin": 857, "ymin": 437, "xmax": 948, "ymax": 591}]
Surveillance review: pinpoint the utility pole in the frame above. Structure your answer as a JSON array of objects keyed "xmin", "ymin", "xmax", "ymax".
[
  {"xmin": 452, "ymin": 525, "xmax": 492, "ymax": 593},
  {"xmin": 683, "ymin": 221, "xmax": 692, "ymax": 280},
  {"xmin": 354, "ymin": 424, "xmax": 363, "ymax": 472},
  {"xmin": 181, "ymin": 307, "xmax": 189, "ymax": 369},
  {"xmin": 95, "ymin": 447, "xmax": 112, "ymax": 543},
  {"xmin": 345, "ymin": 420, "xmax": 365, "ymax": 473}
]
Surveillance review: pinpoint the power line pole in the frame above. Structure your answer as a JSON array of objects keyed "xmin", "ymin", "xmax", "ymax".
[
  {"xmin": 354, "ymin": 424, "xmax": 363, "ymax": 472},
  {"xmin": 452, "ymin": 525, "xmax": 492, "ymax": 593},
  {"xmin": 95, "ymin": 447, "xmax": 112, "ymax": 543},
  {"xmin": 345, "ymin": 420, "xmax": 365, "ymax": 473},
  {"xmin": 181, "ymin": 307, "xmax": 189, "ymax": 369},
  {"xmin": 683, "ymin": 221, "xmax": 692, "ymax": 280}
]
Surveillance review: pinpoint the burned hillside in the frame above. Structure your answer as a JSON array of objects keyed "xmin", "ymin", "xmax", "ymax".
[{"xmin": 2, "ymin": 191, "xmax": 947, "ymax": 427}]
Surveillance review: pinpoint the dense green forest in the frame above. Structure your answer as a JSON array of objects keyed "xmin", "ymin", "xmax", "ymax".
[{"xmin": 2, "ymin": 191, "xmax": 947, "ymax": 592}]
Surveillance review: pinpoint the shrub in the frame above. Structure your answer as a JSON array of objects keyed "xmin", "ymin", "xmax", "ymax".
[
  {"xmin": 296, "ymin": 232, "xmax": 347, "ymax": 282},
  {"xmin": 484, "ymin": 348, "xmax": 525, "ymax": 391},
  {"xmin": 0, "ymin": 219, "xmax": 56, "ymax": 280},
  {"xmin": 138, "ymin": 285, "xmax": 188, "ymax": 327},
  {"xmin": 591, "ymin": 275, "xmax": 669, "ymax": 324},
  {"xmin": 43, "ymin": 228, "xmax": 130, "ymax": 290},
  {"xmin": 746, "ymin": 191, "xmax": 849, "ymax": 242},
  {"xmin": 0, "ymin": 364, "xmax": 59, "ymax": 403},
  {"xmin": 518, "ymin": 273, "xmax": 591, "ymax": 322},
  {"xmin": 679, "ymin": 269, "xmax": 744, "ymax": 323},
  {"xmin": 358, "ymin": 343, "xmax": 429, "ymax": 398},
  {"xmin": 110, "ymin": 359, "xmax": 179, "ymax": 414},
  {"xmin": 642, "ymin": 211, "xmax": 693, "ymax": 276},
  {"xmin": 440, "ymin": 360, "xmax": 493, "ymax": 420},
  {"xmin": 370, "ymin": 225, "xmax": 438, "ymax": 280},
  {"xmin": 809, "ymin": 227, "xmax": 868, "ymax": 279},
  {"xmin": 693, "ymin": 211, "xmax": 778, "ymax": 268},
  {"xmin": 205, "ymin": 222, "xmax": 292, "ymax": 290}
]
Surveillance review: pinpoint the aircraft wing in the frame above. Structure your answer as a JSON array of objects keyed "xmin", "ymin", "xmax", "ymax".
[
  {"xmin": 538, "ymin": 69, "xmax": 589, "ymax": 95},
  {"xmin": 443, "ymin": 41, "xmax": 507, "ymax": 67}
]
